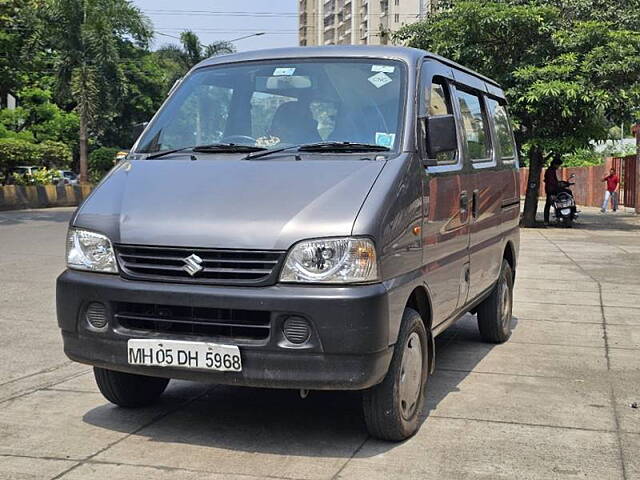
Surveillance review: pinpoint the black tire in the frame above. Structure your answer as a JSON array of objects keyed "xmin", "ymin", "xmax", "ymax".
[
  {"xmin": 477, "ymin": 259, "xmax": 514, "ymax": 343},
  {"xmin": 362, "ymin": 308, "xmax": 429, "ymax": 441},
  {"xmin": 93, "ymin": 367, "xmax": 169, "ymax": 407},
  {"xmin": 563, "ymin": 216, "xmax": 573, "ymax": 228}
]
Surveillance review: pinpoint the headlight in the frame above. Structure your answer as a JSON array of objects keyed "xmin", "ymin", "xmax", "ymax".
[
  {"xmin": 66, "ymin": 228, "xmax": 118, "ymax": 273},
  {"xmin": 280, "ymin": 237, "xmax": 379, "ymax": 284}
]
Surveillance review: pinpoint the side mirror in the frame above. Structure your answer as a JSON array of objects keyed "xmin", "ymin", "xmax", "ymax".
[{"xmin": 425, "ymin": 114, "xmax": 457, "ymax": 164}]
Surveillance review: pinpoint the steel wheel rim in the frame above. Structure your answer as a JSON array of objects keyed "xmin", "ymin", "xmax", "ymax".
[{"xmin": 399, "ymin": 331, "xmax": 423, "ymax": 420}]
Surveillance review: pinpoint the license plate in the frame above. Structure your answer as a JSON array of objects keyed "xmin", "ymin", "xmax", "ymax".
[{"xmin": 127, "ymin": 339, "xmax": 242, "ymax": 372}]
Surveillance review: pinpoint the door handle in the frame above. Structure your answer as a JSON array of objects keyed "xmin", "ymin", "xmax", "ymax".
[
  {"xmin": 472, "ymin": 189, "xmax": 479, "ymax": 219},
  {"xmin": 459, "ymin": 191, "xmax": 469, "ymax": 213}
]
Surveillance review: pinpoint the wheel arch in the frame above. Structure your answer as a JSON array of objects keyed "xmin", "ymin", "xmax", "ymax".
[
  {"xmin": 503, "ymin": 240, "xmax": 517, "ymax": 281},
  {"xmin": 405, "ymin": 285, "xmax": 435, "ymax": 374}
]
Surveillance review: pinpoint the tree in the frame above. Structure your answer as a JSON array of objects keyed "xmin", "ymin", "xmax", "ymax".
[
  {"xmin": 0, "ymin": 0, "xmax": 41, "ymax": 107},
  {"xmin": 98, "ymin": 43, "xmax": 168, "ymax": 149},
  {"xmin": 156, "ymin": 30, "xmax": 235, "ymax": 85},
  {"xmin": 43, "ymin": 0, "xmax": 153, "ymax": 183},
  {"xmin": 395, "ymin": 1, "xmax": 640, "ymax": 226}
]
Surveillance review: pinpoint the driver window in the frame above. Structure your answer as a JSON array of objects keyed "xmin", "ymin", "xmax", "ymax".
[{"xmin": 428, "ymin": 80, "xmax": 457, "ymax": 165}]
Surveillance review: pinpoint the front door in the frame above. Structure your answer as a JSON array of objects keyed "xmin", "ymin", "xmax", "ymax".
[
  {"xmin": 452, "ymin": 87, "xmax": 504, "ymax": 300},
  {"xmin": 419, "ymin": 61, "xmax": 472, "ymax": 327}
]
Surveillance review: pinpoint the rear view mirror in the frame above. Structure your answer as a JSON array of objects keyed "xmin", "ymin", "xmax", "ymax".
[{"xmin": 426, "ymin": 114, "xmax": 457, "ymax": 160}]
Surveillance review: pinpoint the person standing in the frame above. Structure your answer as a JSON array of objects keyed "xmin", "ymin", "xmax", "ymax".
[
  {"xmin": 601, "ymin": 167, "xmax": 620, "ymax": 213},
  {"xmin": 543, "ymin": 158, "xmax": 562, "ymax": 225}
]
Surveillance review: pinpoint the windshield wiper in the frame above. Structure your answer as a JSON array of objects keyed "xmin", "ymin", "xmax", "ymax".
[
  {"xmin": 244, "ymin": 142, "xmax": 390, "ymax": 160},
  {"xmin": 299, "ymin": 142, "xmax": 390, "ymax": 152},
  {"xmin": 144, "ymin": 143, "xmax": 267, "ymax": 160}
]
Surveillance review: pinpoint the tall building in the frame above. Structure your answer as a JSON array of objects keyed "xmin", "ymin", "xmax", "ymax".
[{"xmin": 299, "ymin": 0, "xmax": 436, "ymax": 46}]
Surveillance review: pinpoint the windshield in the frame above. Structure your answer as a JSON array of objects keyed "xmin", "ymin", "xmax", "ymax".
[{"xmin": 135, "ymin": 58, "xmax": 406, "ymax": 154}]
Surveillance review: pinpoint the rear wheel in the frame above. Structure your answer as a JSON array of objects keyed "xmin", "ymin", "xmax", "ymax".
[
  {"xmin": 477, "ymin": 259, "xmax": 514, "ymax": 343},
  {"xmin": 362, "ymin": 308, "xmax": 428, "ymax": 441},
  {"xmin": 94, "ymin": 367, "xmax": 169, "ymax": 407}
]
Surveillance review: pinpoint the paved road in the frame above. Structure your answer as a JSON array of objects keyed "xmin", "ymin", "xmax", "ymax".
[{"xmin": 0, "ymin": 207, "xmax": 639, "ymax": 479}]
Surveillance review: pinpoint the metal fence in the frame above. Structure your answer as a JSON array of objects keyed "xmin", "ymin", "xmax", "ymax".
[{"xmin": 611, "ymin": 155, "xmax": 637, "ymax": 208}]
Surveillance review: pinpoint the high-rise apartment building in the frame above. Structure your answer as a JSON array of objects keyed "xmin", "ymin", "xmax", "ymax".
[{"xmin": 299, "ymin": 0, "xmax": 436, "ymax": 46}]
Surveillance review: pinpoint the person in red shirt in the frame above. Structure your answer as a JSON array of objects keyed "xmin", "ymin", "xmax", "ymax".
[
  {"xmin": 543, "ymin": 158, "xmax": 562, "ymax": 225},
  {"xmin": 601, "ymin": 168, "xmax": 620, "ymax": 213}
]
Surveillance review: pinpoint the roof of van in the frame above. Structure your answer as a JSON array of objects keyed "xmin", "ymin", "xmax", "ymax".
[{"xmin": 195, "ymin": 45, "xmax": 501, "ymax": 89}]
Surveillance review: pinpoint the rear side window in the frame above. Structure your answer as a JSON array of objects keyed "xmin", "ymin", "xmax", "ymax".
[
  {"xmin": 456, "ymin": 90, "xmax": 491, "ymax": 161},
  {"xmin": 488, "ymin": 99, "xmax": 516, "ymax": 160},
  {"xmin": 428, "ymin": 81, "xmax": 457, "ymax": 165}
]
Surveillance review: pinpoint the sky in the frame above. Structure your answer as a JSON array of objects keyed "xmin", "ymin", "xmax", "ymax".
[{"xmin": 132, "ymin": 0, "xmax": 299, "ymax": 52}]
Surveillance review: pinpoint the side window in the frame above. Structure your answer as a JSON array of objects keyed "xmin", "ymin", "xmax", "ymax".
[
  {"xmin": 456, "ymin": 89, "xmax": 491, "ymax": 161},
  {"xmin": 488, "ymin": 98, "xmax": 517, "ymax": 160},
  {"xmin": 428, "ymin": 80, "xmax": 457, "ymax": 165}
]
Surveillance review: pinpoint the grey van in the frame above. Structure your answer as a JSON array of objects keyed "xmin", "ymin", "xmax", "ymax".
[{"xmin": 57, "ymin": 46, "xmax": 519, "ymax": 441}]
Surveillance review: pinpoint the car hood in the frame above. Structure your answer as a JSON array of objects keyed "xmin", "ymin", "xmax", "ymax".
[{"xmin": 73, "ymin": 156, "xmax": 385, "ymax": 250}]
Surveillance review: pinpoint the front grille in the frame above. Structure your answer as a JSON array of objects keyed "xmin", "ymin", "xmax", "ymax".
[
  {"xmin": 115, "ymin": 245, "xmax": 284, "ymax": 286},
  {"xmin": 115, "ymin": 302, "xmax": 271, "ymax": 340}
]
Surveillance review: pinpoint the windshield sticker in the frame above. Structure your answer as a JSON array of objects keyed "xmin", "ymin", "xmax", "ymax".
[
  {"xmin": 273, "ymin": 67, "xmax": 296, "ymax": 76},
  {"xmin": 375, "ymin": 132, "xmax": 396, "ymax": 148},
  {"xmin": 368, "ymin": 72, "xmax": 393, "ymax": 88},
  {"xmin": 371, "ymin": 65, "xmax": 395, "ymax": 73}
]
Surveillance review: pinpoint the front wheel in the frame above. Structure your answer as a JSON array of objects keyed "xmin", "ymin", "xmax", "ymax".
[
  {"xmin": 563, "ymin": 216, "xmax": 573, "ymax": 228},
  {"xmin": 94, "ymin": 367, "xmax": 169, "ymax": 407},
  {"xmin": 477, "ymin": 259, "xmax": 514, "ymax": 343},
  {"xmin": 362, "ymin": 308, "xmax": 428, "ymax": 441}
]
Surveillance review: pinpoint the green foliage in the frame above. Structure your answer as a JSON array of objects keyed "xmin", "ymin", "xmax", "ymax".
[
  {"xmin": 155, "ymin": 30, "xmax": 235, "ymax": 86},
  {"xmin": 0, "ymin": 137, "xmax": 71, "ymax": 182},
  {"xmin": 10, "ymin": 166, "xmax": 58, "ymax": 185},
  {"xmin": 0, "ymin": 138, "xmax": 40, "ymax": 176},
  {"xmin": 39, "ymin": 140, "xmax": 72, "ymax": 168},
  {"xmin": 0, "ymin": 87, "xmax": 79, "ymax": 147},
  {"xmin": 89, "ymin": 146, "xmax": 118, "ymax": 173},
  {"xmin": 562, "ymin": 148, "xmax": 603, "ymax": 167}
]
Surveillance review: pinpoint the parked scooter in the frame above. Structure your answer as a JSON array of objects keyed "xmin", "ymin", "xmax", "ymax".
[{"xmin": 553, "ymin": 173, "xmax": 578, "ymax": 228}]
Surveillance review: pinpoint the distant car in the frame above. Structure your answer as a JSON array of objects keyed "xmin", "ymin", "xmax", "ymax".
[
  {"xmin": 115, "ymin": 150, "xmax": 129, "ymax": 161},
  {"xmin": 56, "ymin": 170, "xmax": 79, "ymax": 185}
]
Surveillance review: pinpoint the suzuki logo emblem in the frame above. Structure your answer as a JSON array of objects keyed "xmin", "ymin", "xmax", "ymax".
[{"xmin": 182, "ymin": 254, "xmax": 204, "ymax": 276}]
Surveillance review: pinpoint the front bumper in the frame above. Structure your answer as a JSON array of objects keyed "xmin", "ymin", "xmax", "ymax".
[{"xmin": 57, "ymin": 270, "xmax": 393, "ymax": 390}]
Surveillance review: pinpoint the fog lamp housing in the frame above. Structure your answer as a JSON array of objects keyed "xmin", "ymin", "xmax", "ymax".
[
  {"xmin": 283, "ymin": 316, "xmax": 311, "ymax": 344},
  {"xmin": 85, "ymin": 302, "xmax": 108, "ymax": 329}
]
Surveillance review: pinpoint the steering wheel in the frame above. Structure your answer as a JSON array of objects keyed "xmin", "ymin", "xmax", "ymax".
[{"xmin": 221, "ymin": 135, "xmax": 256, "ymax": 145}]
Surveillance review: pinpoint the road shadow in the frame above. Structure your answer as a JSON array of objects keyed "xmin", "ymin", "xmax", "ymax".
[
  {"xmin": 82, "ymin": 313, "xmax": 506, "ymax": 456},
  {"xmin": 575, "ymin": 212, "xmax": 640, "ymax": 232},
  {"xmin": 536, "ymin": 208, "xmax": 640, "ymax": 233},
  {"xmin": 0, "ymin": 207, "xmax": 75, "ymax": 226}
]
